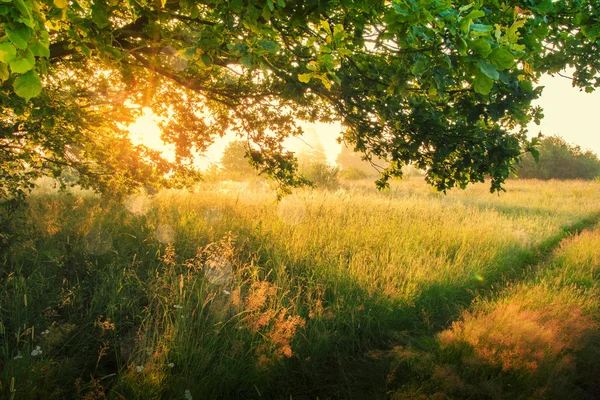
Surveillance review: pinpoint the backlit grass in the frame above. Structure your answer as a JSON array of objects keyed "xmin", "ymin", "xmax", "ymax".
[{"xmin": 1, "ymin": 178, "xmax": 599, "ymax": 399}]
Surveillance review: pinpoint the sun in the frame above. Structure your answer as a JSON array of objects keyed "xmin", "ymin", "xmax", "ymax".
[{"xmin": 127, "ymin": 107, "xmax": 176, "ymax": 162}]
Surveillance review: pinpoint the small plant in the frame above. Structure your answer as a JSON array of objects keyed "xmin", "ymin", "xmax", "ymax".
[{"xmin": 302, "ymin": 162, "xmax": 340, "ymax": 190}]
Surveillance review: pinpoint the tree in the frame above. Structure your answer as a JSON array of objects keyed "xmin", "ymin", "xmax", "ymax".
[
  {"xmin": 515, "ymin": 135, "xmax": 600, "ymax": 180},
  {"xmin": 220, "ymin": 140, "xmax": 258, "ymax": 179},
  {"xmin": 296, "ymin": 127, "xmax": 328, "ymax": 171},
  {"xmin": 336, "ymin": 143, "xmax": 386, "ymax": 177},
  {"xmin": 1, "ymin": 0, "xmax": 599, "ymax": 199}
]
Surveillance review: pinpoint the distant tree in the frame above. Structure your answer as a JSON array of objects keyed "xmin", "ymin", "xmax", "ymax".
[
  {"xmin": 336, "ymin": 144, "xmax": 385, "ymax": 177},
  {"xmin": 516, "ymin": 136, "xmax": 600, "ymax": 180},
  {"xmin": 220, "ymin": 141, "xmax": 257, "ymax": 179},
  {"xmin": 296, "ymin": 128, "xmax": 328, "ymax": 171}
]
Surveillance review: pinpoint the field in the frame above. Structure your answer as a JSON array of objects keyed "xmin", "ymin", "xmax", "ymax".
[{"xmin": 1, "ymin": 178, "xmax": 599, "ymax": 399}]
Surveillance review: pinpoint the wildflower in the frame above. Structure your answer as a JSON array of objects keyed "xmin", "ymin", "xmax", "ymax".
[
  {"xmin": 31, "ymin": 346, "xmax": 42, "ymax": 357},
  {"xmin": 223, "ymin": 289, "xmax": 230, "ymax": 295},
  {"xmin": 136, "ymin": 365, "xmax": 144, "ymax": 373},
  {"xmin": 184, "ymin": 389, "xmax": 193, "ymax": 400},
  {"xmin": 173, "ymin": 305, "xmax": 183, "ymax": 309},
  {"xmin": 168, "ymin": 363, "xmax": 175, "ymax": 368},
  {"xmin": 41, "ymin": 329, "xmax": 50, "ymax": 336},
  {"xmin": 13, "ymin": 354, "xmax": 23, "ymax": 360}
]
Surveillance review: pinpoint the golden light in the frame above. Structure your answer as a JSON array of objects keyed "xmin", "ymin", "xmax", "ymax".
[
  {"xmin": 126, "ymin": 107, "xmax": 345, "ymax": 170},
  {"xmin": 127, "ymin": 107, "xmax": 176, "ymax": 162}
]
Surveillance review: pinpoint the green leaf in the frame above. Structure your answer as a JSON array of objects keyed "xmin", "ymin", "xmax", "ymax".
[
  {"xmin": 519, "ymin": 80, "xmax": 533, "ymax": 93},
  {"xmin": 262, "ymin": 6, "xmax": 271, "ymax": 21},
  {"xmin": 30, "ymin": 39, "xmax": 50, "ymax": 58},
  {"xmin": 9, "ymin": 49, "xmax": 35, "ymax": 73},
  {"xmin": 469, "ymin": 39, "xmax": 492, "ymax": 58},
  {"xmin": 488, "ymin": 48, "xmax": 514, "ymax": 70},
  {"xmin": 0, "ymin": 62, "xmax": 9, "ymax": 82},
  {"xmin": 320, "ymin": 20, "xmax": 331, "ymax": 35},
  {"xmin": 91, "ymin": 3, "xmax": 110, "ymax": 28},
  {"xmin": 581, "ymin": 23, "xmax": 600, "ymax": 40},
  {"xmin": 6, "ymin": 25, "xmax": 32, "ymax": 49},
  {"xmin": 464, "ymin": 10, "xmax": 485, "ymax": 21},
  {"xmin": 258, "ymin": 40, "xmax": 278, "ymax": 53},
  {"xmin": 470, "ymin": 24, "xmax": 493, "ymax": 33},
  {"xmin": 298, "ymin": 73, "xmax": 312, "ymax": 83},
  {"xmin": 13, "ymin": 69, "xmax": 42, "ymax": 100},
  {"xmin": 333, "ymin": 24, "xmax": 344, "ymax": 40},
  {"xmin": 318, "ymin": 53, "xmax": 335, "ymax": 70},
  {"xmin": 530, "ymin": 147, "xmax": 540, "ymax": 163},
  {"xmin": 230, "ymin": 0, "xmax": 243, "ymax": 11},
  {"xmin": 199, "ymin": 53, "xmax": 212, "ymax": 68},
  {"xmin": 12, "ymin": 0, "xmax": 32, "ymax": 20},
  {"xmin": 456, "ymin": 37, "xmax": 468, "ymax": 55},
  {"xmin": 411, "ymin": 58, "xmax": 428, "ymax": 76},
  {"xmin": 476, "ymin": 60, "xmax": 499, "ymax": 80},
  {"xmin": 53, "ymin": 0, "xmax": 68, "ymax": 8},
  {"xmin": 474, "ymin": 71, "xmax": 494, "ymax": 95},
  {"xmin": 240, "ymin": 55, "xmax": 253, "ymax": 68},
  {"xmin": 0, "ymin": 41, "xmax": 17, "ymax": 63}
]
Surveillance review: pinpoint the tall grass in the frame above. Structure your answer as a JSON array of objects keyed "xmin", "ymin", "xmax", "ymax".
[
  {"xmin": 388, "ymin": 217, "xmax": 600, "ymax": 399},
  {"xmin": 1, "ymin": 178, "xmax": 599, "ymax": 398}
]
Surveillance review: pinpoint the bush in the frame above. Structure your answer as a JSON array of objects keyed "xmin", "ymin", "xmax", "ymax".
[
  {"xmin": 303, "ymin": 163, "xmax": 340, "ymax": 190},
  {"xmin": 516, "ymin": 136, "xmax": 600, "ymax": 180},
  {"xmin": 340, "ymin": 167, "xmax": 369, "ymax": 180},
  {"xmin": 219, "ymin": 141, "xmax": 258, "ymax": 180}
]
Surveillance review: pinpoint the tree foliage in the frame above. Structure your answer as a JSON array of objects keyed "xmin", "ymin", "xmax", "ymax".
[
  {"xmin": 1, "ymin": 0, "xmax": 599, "ymax": 199},
  {"xmin": 515, "ymin": 136, "xmax": 600, "ymax": 180},
  {"xmin": 219, "ymin": 140, "xmax": 258, "ymax": 179}
]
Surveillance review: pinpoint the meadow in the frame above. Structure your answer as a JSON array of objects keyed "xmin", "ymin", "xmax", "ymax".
[{"xmin": 1, "ymin": 178, "xmax": 599, "ymax": 399}]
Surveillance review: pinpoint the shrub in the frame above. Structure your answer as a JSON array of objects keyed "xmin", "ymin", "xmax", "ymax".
[
  {"xmin": 340, "ymin": 167, "xmax": 369, "ymax": 180},
  {"xmin": 516, "ymin": 136, "xmax": 600, "ymax": 180},
  {"xmin": 302, "ymin": 163, "xmax": 340, "ymax": 190}
]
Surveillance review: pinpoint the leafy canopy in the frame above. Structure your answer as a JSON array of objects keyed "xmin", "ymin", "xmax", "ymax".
[{"xmin": 1, "ymin": 0, "xmax": 598, "ymax": 198}]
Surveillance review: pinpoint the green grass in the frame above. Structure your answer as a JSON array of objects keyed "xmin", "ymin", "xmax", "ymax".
[{"xmin": 1, "ymin": 178, "xmax": 599, "ymax": 399}]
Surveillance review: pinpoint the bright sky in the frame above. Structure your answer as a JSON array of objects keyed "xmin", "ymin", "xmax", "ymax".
[
  {"xmin": 128, "ymin": 74, "xmax": 600, "ymax": 169},
  {"xmin": 527, "ymin": 73, "xmax": 600, "ymax": 155}
]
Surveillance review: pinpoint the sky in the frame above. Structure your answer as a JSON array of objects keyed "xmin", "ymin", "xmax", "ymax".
[
  {"xmin": 527, "ymin": 74, "xmax": 600, "ymax": 155},
  {"xmin": 128, "ymin": 73, "xmax": 600, "ymax": 169}
]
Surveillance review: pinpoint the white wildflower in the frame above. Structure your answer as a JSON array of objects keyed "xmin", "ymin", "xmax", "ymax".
[
  {"xmin": 223, "ymin": 289, "xmax": 230, "ymax": 295},
  {"xmin": 184, "ymin": 389, "xmax": 193, "ymax": 400},
  {"xmin": 13, "ymin": 354, "xmax": 23, "ymax": 360},
  {"xmin": 173, "ymin": 305, "xmax": 183, "ymax": 309},
  {"xmin": 41, "ymin": 329, "xmax": 50, "ymax": 335},
  {"xmin": 168, "ymin": 362, "xmax": 175, "ymax": 368},
  {"xmin": 31, "ymin": 346, "xmax": 42, "ymax": 357},
  {"xmin": 136, "ymin": 365, "xmax": 144, "ymax": 373}
]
